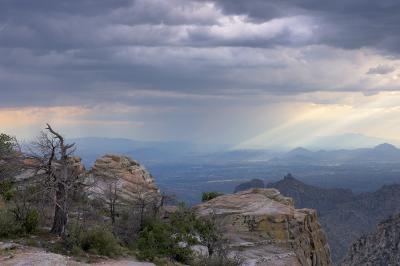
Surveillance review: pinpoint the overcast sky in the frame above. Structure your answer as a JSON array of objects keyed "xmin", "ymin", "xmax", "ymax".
[{"xmin": 1, "ymin": 0, "xmax": 400, "ymax": 148}]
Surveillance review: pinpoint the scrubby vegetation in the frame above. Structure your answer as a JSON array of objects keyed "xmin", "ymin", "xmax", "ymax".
[
  {"xmin": 67, "ymin": 225, "xmax": 123, "ymax": 257},
  {"xmin": 0, "ymin": 179, "xmax": 39, "ymax": 237},
  {"xmin": 0, "ymin": 133, "xmax": 18, "ymax": 154},
  {"xmin": 136, "ymin": 205, "xmax": 237, "ymax": 265}
]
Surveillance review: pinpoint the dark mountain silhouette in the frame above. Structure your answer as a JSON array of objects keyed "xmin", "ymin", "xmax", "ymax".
[{"xmin": 266, "ymin": 174, "xmax": 354, "ymax": 211}]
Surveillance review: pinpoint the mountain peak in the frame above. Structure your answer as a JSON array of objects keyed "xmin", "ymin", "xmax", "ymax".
[
  {"xmin": 286, "ymin": 147, "xmax": 312, "ymax": 157},
  {"xmin": 291, "ymin": 147, "xmax": 310, "ymax": 153},
  {"xmin": 269, "ymin": 174, "xmax": 306, "ymax": 188},
  {"xmin": 283, "ymin": 173, "xmax": 295, "ymax": 181},
  {"xmin": 373, "ymin": 143, "xmax": 398, "ymax": 151}
]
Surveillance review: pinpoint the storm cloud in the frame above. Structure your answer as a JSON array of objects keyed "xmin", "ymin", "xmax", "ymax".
[{"xmin": 1, "ymin": 0, "xmax": 400, "ymax": 145}]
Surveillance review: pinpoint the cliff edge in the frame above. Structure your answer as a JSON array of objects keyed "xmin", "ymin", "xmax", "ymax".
[{"xmin": 194, "ymin": 188, "xmax": 332, "ymax": 266}]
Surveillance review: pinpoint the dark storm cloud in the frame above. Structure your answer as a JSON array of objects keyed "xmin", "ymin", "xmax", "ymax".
[
  {"xmin": 0, "ymin": 0, "xmax": 132, "ymax": 16},
  {"xmin": 210, "ymin": 0, "xmax": 400, "ymax": 53},
  {"xmin": 1, "ymin": 0, "xmax": 400, "ymax": 109},
  {"xmin": 367, "ymin": 64, "xmax": 396, "ymax": 75}
]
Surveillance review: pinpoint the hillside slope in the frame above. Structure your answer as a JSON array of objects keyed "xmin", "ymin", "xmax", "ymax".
[{"xmin": 341, "ymin": 214, "xmax": 400, "ymax": 266}]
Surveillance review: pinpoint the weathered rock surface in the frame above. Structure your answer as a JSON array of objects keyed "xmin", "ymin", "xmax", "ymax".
[
  {"xmin": 88, "ymin": 154, "xmax": 161, "ymax": 205},
  {"xmin": 267, "ymin": 175, "xmax": 400, "ymax": 262},
  {"xmin": 13, "ymin": 156, "xmax": 86, "ymax": 181},
  {"xmin": 341, "ymin": 214, "xmax": 400, "ymax": 266},
  {"xmin": 194, "ymin": 188, "xmax": 332, "ymax": 266}
]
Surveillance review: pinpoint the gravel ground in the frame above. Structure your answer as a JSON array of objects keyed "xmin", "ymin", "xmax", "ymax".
[{"xmin": 0, "ymin": 243, "xmax": 155, "ymax": 266}]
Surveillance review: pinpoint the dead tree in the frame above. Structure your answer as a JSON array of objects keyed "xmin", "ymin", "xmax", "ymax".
[
  {"xmin": 105, "ymin": 180, "xmax": 120, "ymax": 227},
  {"xmin": 130, "ymin": 189, "xmax": 160, "ymax": 231},
  {"xmin": 32, "ymin": 124, "xmax": 82, "ymax": 237}
]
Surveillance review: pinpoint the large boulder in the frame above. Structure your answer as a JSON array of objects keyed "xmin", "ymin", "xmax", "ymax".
[
  {"xmin": 194, "ymin": 188, "xmax": 332, "ymax": 266},
  {"xmin": 88, "ymin": 154, "xmax": 161, "ymax": 206}
]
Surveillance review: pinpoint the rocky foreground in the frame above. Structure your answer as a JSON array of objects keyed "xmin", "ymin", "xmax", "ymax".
[
  {"xmin": 0, "ymin": 242, "xmax": 155, "ymax": 266},
  {"xmin": 194, "ymin": 188, "xmax": 332, "ymax": 266}
]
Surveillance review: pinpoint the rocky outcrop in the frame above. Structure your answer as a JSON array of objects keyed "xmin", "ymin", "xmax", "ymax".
[
  {"xmin": 88, "ymin": 154, "xmax": 161, "ymax": 205},
  {"xmin": 267, "ymin": 175, "xmax": 400, "ymax": 262},
  {"xmin": 341, "ymin": 214, "xmax": 400, "ymax": 266},
  {"xmin": 11, "ymin": 156, "xmax": 86, "ymax": 181},
  {"xmin": 194, "ymin": 188, "xmax": 332, "ymax": 266}
]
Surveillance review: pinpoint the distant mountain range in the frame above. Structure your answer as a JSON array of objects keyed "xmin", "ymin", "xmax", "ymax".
[
  {"xmin": 304, "ymin": 133, "xmax": 393, "ymax": 150},
  {"xmin": 205, "ymin": 143, "xmax": 400, "ymax": 165},
  {"xmin": 269, "ymin": 143, "xmax": 400, "ymax": 165},
  {"xmin": 71, "ymin": 136, "xmax": 400, "ymax": 167}
]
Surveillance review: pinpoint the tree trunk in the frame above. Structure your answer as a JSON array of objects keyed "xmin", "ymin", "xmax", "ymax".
[{"xmin": 50, "ymin": 182, "xmax": 68, "ymax": 237}]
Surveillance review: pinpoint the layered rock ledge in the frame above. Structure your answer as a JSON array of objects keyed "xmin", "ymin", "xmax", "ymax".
[{"xmin": 194, "ymin": 188, "xmax": 332, "ymax": 266}]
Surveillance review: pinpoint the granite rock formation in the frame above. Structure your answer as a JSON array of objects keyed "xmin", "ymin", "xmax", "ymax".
[
  {"xmin": 194, "ymin": 188, "xmax": 332, "ymax": 266},
  {"xmin": 88, "ymin": 154, "xmax": 161, "ymax": 206},
  {"xmin": 341, "ymin": 214, "xmax": 400, "ymax": 266}
]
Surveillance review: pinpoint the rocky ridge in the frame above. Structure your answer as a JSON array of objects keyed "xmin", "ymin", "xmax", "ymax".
[
  {"xmin": 341, "ymin": 214, "xmax": 400, "ymax": 266},
  {"xmin": 194, "ymin": 188, "xmax": 332, "ymax": 266}
]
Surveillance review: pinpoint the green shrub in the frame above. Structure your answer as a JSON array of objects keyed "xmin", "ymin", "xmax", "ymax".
[
  {"xmin": 137, "ymin": 206, "xmax": 222, "ymax": 264},
  {"xmin": 69, "ymin": 226, "xmax": 122, "ymax": 257},
  {"xmin": 137, "ymin": 219, "xmax": 174, "ymax": 260},
  {"xmin": 0, "ymin": 208, "xmax": 39, "ymax": 237},
  {"xmin": 0, "ymin": 209, "xmax": 22, "ymax": 237},
  {"xmin": 137, "ymin": 213, "xmax": 194, "ymax": 263},
  {"xmin": 0, "ymin": 180, "xmax": 15, "ymax": 201},
  {"xmin": 202, "ymin": 192, "xmax": 223, "ymax": 202},
  {"xmin": 23, "ymin": 209, "xmax": 39, "ymax": 233},
  {"xmin": 0, "ymin": 133, "xmax": 17, "ymax": 155}
]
